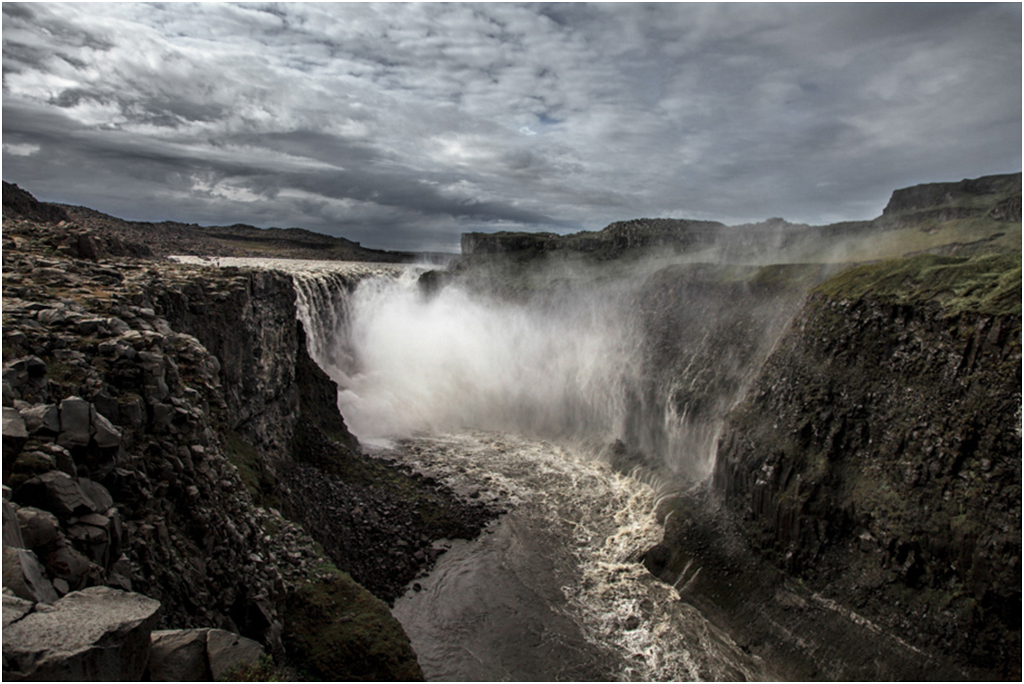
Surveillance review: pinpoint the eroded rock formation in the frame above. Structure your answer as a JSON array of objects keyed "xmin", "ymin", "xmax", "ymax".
[{"xmin": 2, "ymin": 195, "xmax": 430, "ymax": 680}]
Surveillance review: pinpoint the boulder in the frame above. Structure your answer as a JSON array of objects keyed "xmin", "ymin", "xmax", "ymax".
[
  {"xmin": 90, "ymin": 406, "xmax": 121, "ymax": 449},
  {"xmin": 19, "ymin": 404, "xmax": 59, "ymax": 436},
  {"xmin": 1, "ymin": 586, "xmax": 161, "ymax": 681},
  {"xmin": 206, "ymin": 629, "xmax": 265, "ymax": 681},
  {"xmin": 3, "ymin": 498, "xmax": 25, "ymax": 549},
  {"xmin": 77, "ymin": 478, "xmax": 114, "ymax": 513},
  {"xmin": 57, "ymin": 397, "xmax": 92, "ymax": 450},
  {"xmin": 2, "ymin": 547, "xmax": 59, "ymax": 604},
  {"xmin": 16, "ymin": 506, "xmax": 61, "ymax": 551},
  {"xmin": 44, "ymin": 545, "xmax": 96, "ymax": 591},
  {"xmin": 3, "ymin": 407, "xmax": 29, "ymax": 479},
  {"xmin": 45, "ymin": 444, "xmax": 76, "ymax": 477},
  {"xmin": 67, "ymin": 521, "xmax": 110, "ymax": 568},
  {"xmin": 10, "ymin": 451, "xmax": 56, "ymax": 486},
  {"xmin": 13, "ymin": 472, "xmax": 94, "ymax": 518},
  {"xmin": 2, "ymin": 361, "xmax": 28, "ymax": 391},
  {"xmin": 146, "ymin": 629, "xmax": 212, "ymax": 681}
]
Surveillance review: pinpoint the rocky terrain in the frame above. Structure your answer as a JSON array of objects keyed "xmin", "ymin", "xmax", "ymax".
[
  {"xmin": 3, "ymin": 172, "xmax": 1020, "ymax": 681},
  {"xmin": 1, "ymin": 186, "xmax": 495, "ymax": 680}
]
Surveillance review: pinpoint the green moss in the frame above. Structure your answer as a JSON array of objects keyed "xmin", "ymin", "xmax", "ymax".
[
  {"xmin": 281, "ymin": 568, "xmax": 423, "ymax": 681},
  {"xmin": 46, "ymin": 359, "xmax": 87, "ymax": 386},
  {"xmin": 222, "ymin": 430, "xmax": 278, "ymax": 507},
  {"xmin": 815, "ymin": 253, "xmax": 1022, "ymax": 317},
  {"xmin": 2, "ymin": 340, "xmax": 22, "ymax": 363},
  {"xmin": 218, "ymin": 654, "xmax": 282, "ymax": 682}
]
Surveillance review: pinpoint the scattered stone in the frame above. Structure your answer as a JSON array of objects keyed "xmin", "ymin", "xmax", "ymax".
[{"xmin": 147, "ymin": 629, "xmax": 212, "ymax": 681}]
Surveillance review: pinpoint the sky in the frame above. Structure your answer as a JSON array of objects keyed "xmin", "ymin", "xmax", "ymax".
[{"xmin": 3, "ymin": 3, "xmax": 1021, "ymax": 252}]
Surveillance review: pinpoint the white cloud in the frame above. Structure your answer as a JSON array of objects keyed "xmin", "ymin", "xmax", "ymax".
[
  {"xmin": 2, "ymin": 2, "xmax": 1019, "ymax": 249},
  {"xmin": 3, "ymin": 142, "xmax": 40, "ymax": 157}
]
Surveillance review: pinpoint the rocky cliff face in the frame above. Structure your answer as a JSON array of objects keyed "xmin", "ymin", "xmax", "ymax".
[
  {"xmin": 696, "ymin": 254, "xmax": 1021, "ymax": 678},
  {"xmin": 881, "ymin": 173, "xmax": 1022, "ymax": 225},
  {"xmin": 2, "ymin": 209, "xmax": 425, "ymax": 679},
  {"xmin": 621, "ymin": 263, "xmax": 835, "ymax": 481}
]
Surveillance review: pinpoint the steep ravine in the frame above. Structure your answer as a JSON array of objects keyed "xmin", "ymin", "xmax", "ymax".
[{"xmin": 5, "ymin": 178, "xmax": 1021, "ymax": 681}]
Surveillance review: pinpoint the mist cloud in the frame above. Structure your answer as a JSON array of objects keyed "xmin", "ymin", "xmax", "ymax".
[{"xmin": 3, "ymin": 3, "xmax": 1020, "ymax": 251}]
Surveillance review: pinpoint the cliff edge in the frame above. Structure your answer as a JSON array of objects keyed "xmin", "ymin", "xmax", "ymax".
[{"xmin": 646, "ymin": 253, "xmax": 1021, "ymax": 680}]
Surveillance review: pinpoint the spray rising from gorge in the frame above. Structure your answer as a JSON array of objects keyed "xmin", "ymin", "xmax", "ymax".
[{"xmin": 184, "ymin": 253, "xmax": 815, "ymax": 484}]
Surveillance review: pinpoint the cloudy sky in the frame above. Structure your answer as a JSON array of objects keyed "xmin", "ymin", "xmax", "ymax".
[{"xmin": 3, "ymin": 3, "xmax": 1021, "ymax": 251}]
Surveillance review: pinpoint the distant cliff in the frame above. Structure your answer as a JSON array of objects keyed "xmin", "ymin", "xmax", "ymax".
[
  {"xmin": 462, "ymin": 218, "xmax": 727, "ymax": 259},
  {"xmin": 462, "ymin": 173, "xmax": 1022, "ymax": 262},
  {"xmin": 880, "ymin": 172, "xmax": 1022, "ymax": 226},
  {"xmin": 2, "ymin": 181, "xmax": 416, "ymax": 262}
]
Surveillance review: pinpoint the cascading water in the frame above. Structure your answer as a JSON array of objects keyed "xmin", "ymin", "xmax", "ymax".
[
  {"xmin": 332, "ymin": 272, "xmax": 641, "ymax": 443},
  {"xmin": 173, "ymin": 256, "xmax": 795, "ymax": 680}
]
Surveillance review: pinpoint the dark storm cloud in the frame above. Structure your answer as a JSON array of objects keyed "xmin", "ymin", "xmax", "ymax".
[{"xmin": 3, "ymin": 3, "xmax": 1020, "ymax": 251}]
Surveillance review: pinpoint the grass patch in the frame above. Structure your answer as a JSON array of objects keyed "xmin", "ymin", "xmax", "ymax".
[
  {"xmin": 219, "ymin": 654, "xmax": 282, "ymax": 682},
  {"xmin": 222, "ymin": 430, "xmax": 278, "ymax": 507},
  {"xmin": 814, "ymin": 253, "xmax": 1022, "ymax": 317}
]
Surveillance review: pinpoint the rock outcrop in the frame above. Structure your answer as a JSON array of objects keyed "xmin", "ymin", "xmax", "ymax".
[
  {"xmin": 146, "ymin": 628, "xmax": 265, "ymax": 681},
  {"xmin": 880, "ymin": 173, "xmax": 1022, "ymax": 226},
  {"xmin": 651, "ymin": 253, "xmax": 1021, "ymax": 680},
  {"xmin": 2, "ymin": 586, "xmax": 160, "ymax": 681},
  {"xmin": 2, "ymin": 197, "xmax": 429, "ymax": 679}
]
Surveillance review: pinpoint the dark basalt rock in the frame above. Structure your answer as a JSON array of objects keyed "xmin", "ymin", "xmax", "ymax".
[{"xmin": 656, "ymin": 254, "xmax": 1022, "ymax": 680}]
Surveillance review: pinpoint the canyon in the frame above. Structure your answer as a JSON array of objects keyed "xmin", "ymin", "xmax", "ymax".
[{"xmin": 2, "ymin": 175, "xmax": 1020, "ymax": 680}]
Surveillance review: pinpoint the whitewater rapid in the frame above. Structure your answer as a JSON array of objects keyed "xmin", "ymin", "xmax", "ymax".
[{"xmin": 384, "ymin": 431, "xmax": 771, "ymax": 682}]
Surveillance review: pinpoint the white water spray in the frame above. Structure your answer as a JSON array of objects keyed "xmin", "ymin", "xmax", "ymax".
[{"xmin": 337, "ymin": 274, "xmax": 641, "ymax": 443}]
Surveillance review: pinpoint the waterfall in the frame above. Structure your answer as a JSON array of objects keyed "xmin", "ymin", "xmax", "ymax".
[
  {"xmin": 169, "ymin": 255, "xmax": 809, "ymax": 680},
  {"xmin": 297, "ymin": 267, "xmax": 642, "ymax": 445},
  {"xmin": 173, "ymin": 256, "xmax": 807, "ymax": 483}
]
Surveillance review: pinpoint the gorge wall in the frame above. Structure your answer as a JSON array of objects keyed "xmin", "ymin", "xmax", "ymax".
[
  {"xmin": 714, "ymin": 254, "xmax": 1021, "ymax": 677},
  {"xmin": 2, "ymin": 207, "xmax": 426, "ymax": 679},
  {"xmin": 646, "ymin": 254, "xmax": 1021, "ymax": 680}
]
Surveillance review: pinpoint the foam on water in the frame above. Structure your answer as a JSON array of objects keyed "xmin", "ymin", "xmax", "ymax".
[{"xmin": 385, "ymin": 432, "xmax": 772, "ymax": 681}]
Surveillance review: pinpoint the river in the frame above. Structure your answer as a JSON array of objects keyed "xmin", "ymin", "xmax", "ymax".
[{"xmin": 382, "ymin": 432, "xmax": 772, "ymax": 682}]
